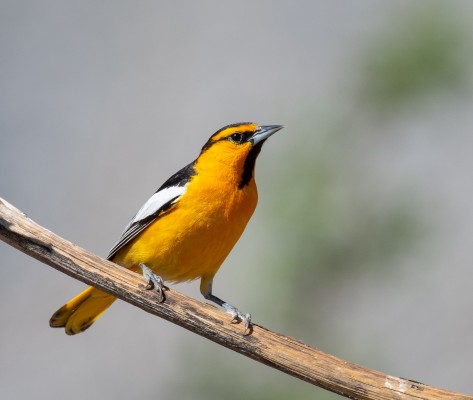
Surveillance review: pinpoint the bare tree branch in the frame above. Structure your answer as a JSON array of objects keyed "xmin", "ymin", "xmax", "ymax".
[{"xmin": 0, "ymin": 197, "xmax": 470, "ymax": 400}]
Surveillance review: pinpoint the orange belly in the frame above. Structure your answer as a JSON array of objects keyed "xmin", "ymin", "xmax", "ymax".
[{"xmin": 113, "ymin": 179, "xmax": 258, "ymax": 283}]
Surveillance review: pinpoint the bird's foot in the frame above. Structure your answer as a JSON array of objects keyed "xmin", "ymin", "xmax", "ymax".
[
  {"xmin": 221, "ymin": 303, "xmax": 252, "ymax": 335},
  {"xmin": 139, "ymin": 263, "xmax": 167, "ymax": 302}
]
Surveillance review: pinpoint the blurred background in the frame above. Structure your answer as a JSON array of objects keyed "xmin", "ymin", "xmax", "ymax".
[{"xmin": 1, "ymin": 1, "xmax": 473, "ymax": 399}]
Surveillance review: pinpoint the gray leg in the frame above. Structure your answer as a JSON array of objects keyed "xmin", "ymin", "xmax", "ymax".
[{"xmin": 200, "ymin": 277, "xmax": 251, "ymax": 335}]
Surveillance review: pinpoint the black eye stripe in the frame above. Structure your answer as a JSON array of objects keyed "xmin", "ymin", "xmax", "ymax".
[
  {"xmin": 201, "ymin": 130, "xmax": 255, "ymax": 152},
  {"xmin": 229, "ymin": 132, "xmax": 243, "ymax": 143},
  {"xmin": 228, "ymin": 131, "xmax": 253, "ymax": 144}
]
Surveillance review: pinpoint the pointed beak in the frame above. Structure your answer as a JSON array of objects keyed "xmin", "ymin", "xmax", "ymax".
[{"xmin": 251, "ymin": 125, "xmax": 284, "ymax": 145}]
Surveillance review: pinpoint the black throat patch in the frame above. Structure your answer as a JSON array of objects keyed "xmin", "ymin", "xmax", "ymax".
[{"xmin": 239, "ymin": 140, "xmax": 264, "ymax": 189}]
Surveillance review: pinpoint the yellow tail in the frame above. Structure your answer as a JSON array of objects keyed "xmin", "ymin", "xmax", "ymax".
[{"xmin": 49, "ymin": 287, "xmax": 116, "ymax": 335}]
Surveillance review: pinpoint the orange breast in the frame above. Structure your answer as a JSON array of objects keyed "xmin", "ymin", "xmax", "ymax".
[{"xmin": 113, "ymin": 176, "xmax": 258, "ymax": 283}]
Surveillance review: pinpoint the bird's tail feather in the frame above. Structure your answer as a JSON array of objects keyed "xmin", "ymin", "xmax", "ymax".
[{"xmin": 49, "ymin": 286, "xmax": 116, "ymax": 335}]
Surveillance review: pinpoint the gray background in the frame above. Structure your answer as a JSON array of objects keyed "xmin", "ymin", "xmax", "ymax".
[{"xmin": 2, "ymin": 1, "xmax": 473, "ymax": 399}]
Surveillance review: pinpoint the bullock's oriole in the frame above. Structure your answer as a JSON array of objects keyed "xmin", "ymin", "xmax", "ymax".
[{"xmin": 50, "ymin": 122, "xmax": 283, "ymax": 335}]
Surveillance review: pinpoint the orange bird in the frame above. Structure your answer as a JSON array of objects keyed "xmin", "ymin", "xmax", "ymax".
[{"xmin": 50, "ymin": 123, "xmax": 283, "ymax": 335}]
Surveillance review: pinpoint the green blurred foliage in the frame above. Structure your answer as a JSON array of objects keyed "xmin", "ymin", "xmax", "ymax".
[
  {"xmin": 360, "ymin": 4, "xmax": 471, "ymax": 112},
  {"xmin": 263, "ymin": 114, "xmax": 421, "ymax": 340},
  {"xmin": 171, "ymin": 3, "xmax": 471, "ymax": 400}
]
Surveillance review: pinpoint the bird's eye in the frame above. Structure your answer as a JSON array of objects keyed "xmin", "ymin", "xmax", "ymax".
[{"xmin": 229, "ymin": 132, "xmax": 244, "ymax": 144}]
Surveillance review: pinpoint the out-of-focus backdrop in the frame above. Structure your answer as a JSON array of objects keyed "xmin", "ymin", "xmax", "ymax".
[{"xmin": 1, "ymin": 1, "xmax": 473, "ymax": 399}]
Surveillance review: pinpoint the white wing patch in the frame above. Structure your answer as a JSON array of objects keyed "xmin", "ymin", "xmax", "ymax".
[
  {"xmin": 131, "ymin": 185, "xmax": 186, "ymax": 225},
  {"xmin": 107, "ymin": 184, "xmax": 187, "ymax": 259}
]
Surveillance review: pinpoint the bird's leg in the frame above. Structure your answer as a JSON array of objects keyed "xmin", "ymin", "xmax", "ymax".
[
  {"xmin": 139, "ymin": 263, "xmax": 167, "ymax": 302},
  {"xmin": 200, "ymin": 277, "xmax": 252, "ymax": 335}
]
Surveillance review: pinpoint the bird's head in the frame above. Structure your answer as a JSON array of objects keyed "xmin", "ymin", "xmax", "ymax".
[{"xmin": 197, "ymin": 122, "xmax": 283, "ymax": 188}]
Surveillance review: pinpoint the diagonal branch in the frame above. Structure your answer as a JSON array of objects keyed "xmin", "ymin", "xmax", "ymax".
[{"xmin": 0, "ymin": 197, "xmax": 470, "ymax": 400}]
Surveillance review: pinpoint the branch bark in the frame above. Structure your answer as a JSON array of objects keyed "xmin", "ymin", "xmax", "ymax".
[{"xmin": 0, "ymin": 197, "xmax": 471, "ymax": 400}]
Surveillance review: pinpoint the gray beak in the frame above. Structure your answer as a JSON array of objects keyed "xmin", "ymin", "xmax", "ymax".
[{"xmin": 251, "ymin": 125, "xmax": 284, "ymax": 145}]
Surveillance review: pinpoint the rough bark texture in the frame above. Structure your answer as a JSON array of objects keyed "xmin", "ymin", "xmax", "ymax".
[{"xmin": 0, "ymin": 197, "xmax": 471, "ymax": 400}]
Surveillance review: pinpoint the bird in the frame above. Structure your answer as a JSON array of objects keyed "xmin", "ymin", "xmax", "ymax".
[{"xmin": 49, "ymin": 122, "xmax": 283, "ymax": 335}]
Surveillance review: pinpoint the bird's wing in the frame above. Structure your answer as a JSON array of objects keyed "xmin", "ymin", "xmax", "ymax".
[{"xmin": 106, "ymin": 161, "xmax": 196, "ymax": 260}]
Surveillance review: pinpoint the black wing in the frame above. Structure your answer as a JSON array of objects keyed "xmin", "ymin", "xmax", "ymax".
[{"xmin": 106, "ymin": 161, "xmax": 196, "ymax": 260}]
